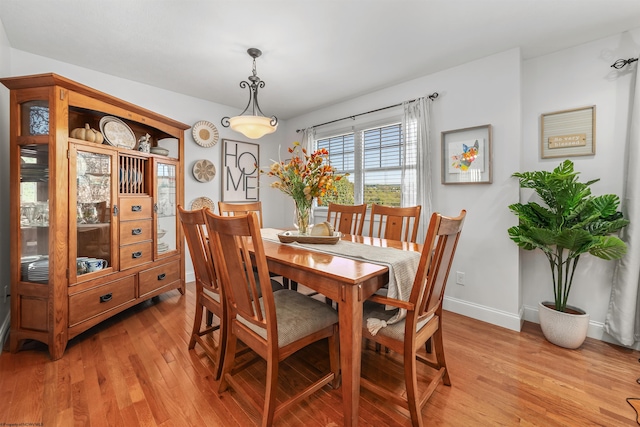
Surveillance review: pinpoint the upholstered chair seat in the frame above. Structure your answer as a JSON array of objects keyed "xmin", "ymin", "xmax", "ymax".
[{"xmin": 237, "ymin": 289, "xmax": 339, "ymax": 347}]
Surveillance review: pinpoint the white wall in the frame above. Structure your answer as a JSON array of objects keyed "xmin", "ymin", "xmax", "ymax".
[
  {"xmin": 522, "ymin": 29, "xmax": 640, "ymax": 340},
  {"xmin": 284, "ymin": 49, "xmax": 524, "ymax": 331},
  {"xmin": 0, "ymin": 15, "xmax": 11, "ymax": 351}
]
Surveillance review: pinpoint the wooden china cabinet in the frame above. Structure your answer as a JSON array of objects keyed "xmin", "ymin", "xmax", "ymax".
[{"xmin": 1, "ymin": 73, "xmax": 189, "ymax": 360}]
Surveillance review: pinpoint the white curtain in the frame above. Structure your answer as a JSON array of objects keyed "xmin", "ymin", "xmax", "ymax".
[
  {"xmin": 299, "ymin": 127, "xmax": 315, "ymax": 155},
  {"xmin": 401, "ymin": 97, "xmax": 433, "ymax": 243},
  {"xmin": 604, "ymin": 61, "xmax": 640, "ymax": 347}
]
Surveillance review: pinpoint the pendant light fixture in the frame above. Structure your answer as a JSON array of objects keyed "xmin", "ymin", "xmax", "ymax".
[{"xmin": 221, "ymin": 48, "xmax": 278, "ymax": 139}]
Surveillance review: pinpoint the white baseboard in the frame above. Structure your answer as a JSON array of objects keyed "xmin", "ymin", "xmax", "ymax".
[
  {"xmin": 444, "ymin": 297, "xmax": 621, "ymax": 345},
  {"xmin": 0, "ymin": 308, "xmax": 9, "ymax": 356},
  {"xmin": 443, "ymin": 295, "xmax": 524, "ymax": 332}
]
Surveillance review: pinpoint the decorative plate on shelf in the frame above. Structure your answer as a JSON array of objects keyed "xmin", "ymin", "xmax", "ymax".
[
  {"xmin": 192, "ymin": 120, "xmax": 219, "ymax": 147},
  {"xmin": 99, "ymin": 116, "xmax": 136, "ymax": 149},
  {"xmin": 192, "ymin": 159, "xmax": 216, "ymax": 182},
  {"xmin": 190, "ymin": 196, "xmax": 215, "ymax": 211}
]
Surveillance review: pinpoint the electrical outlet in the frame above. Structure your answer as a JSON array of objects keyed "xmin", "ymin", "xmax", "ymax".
[{"xmin": 456, "ymin": 271, "xmax": 465, "ymax": 285}]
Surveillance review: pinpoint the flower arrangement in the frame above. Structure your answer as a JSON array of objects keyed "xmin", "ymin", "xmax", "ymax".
[{"xmin": 267, "ymin": 141, "xmax": 347, "ymax": 234}]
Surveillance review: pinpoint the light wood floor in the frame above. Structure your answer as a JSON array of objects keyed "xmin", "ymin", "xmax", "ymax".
[{"xmin": 2, "ymin": 282, "xmax": 640, "ymax": 426}]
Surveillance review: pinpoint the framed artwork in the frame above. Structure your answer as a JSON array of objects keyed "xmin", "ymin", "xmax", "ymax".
[
  {"xmin": 222, "ymin": 139, "xmax": 260, "ymax": 202},
  {"xmin": 541, "ymin": 105, "xmax": 595, "ymax": 159},
  {"xmin": 441, "ymin": 124, "xmax": 492, "ymax": 185}
]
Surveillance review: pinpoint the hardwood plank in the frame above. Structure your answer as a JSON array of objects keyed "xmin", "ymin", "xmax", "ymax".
[
  {"xmin": 1, "ymin": 285, "xmax": 640, "ymax": 426},
  {"xmin": 71, "ymin": 380, "xmax": 91, "ymax": 426}
]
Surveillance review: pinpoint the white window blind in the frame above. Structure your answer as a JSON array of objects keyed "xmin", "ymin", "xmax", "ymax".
[{"xmin": 316, "ymin": 121, "xmax": 413, "ymax": 207}]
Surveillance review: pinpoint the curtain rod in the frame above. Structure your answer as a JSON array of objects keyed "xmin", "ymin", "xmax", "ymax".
[
  {"xmin": 611, "ymin": 57, "xmax": 638, "ymax": 69},
  {"xmin": 295, "ymin": 92, "xmax": 439, "ymax": 133}
]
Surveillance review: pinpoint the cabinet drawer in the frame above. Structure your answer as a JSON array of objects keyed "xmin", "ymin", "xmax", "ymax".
[
  {"xmin": 69, "ymin": 276, "xmax": 135, "ymax": 326},
  {"xmin": 120, "ymin": 241, "xmax": 153, "ymax": 270},
  {"xmin": 120, "ymin": 219, "xmax": 152, "ymax": 246},
  {"xmin": 119, "ymin": 197, "xmax": 152, "ymax": 221},
  {"xmin": 139, "ymin": 260, "xmax": 180, "ymax": 297}
]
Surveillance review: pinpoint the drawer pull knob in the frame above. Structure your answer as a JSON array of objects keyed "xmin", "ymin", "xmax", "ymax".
[
  {"xmin": 132, "ymin": 251, "xmax": 143, "ymax": 259},
  {"xmin": 132, "ymin": 228, "xmax": 142, "ymax": 235},
  {"xmin": 100, "ymin": 293, "xmax": 113, "ymax": 303},
  {"xmin": 131, "ymin": 205, "xmax": 142, "ymax": 212},
  {"xmin": 157, "ymin": 273, "xmax": 166, "ymax": 281}
]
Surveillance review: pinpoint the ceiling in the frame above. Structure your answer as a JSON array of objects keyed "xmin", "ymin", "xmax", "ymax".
[{"xmin": 1, "ymin": 0, "xmax": 639, "ymax": 120}]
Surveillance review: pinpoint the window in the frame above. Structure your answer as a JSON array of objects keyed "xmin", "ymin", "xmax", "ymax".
[
  {"xmin": 316, "ymin": 121, "xmax": 413, "ymax": 207},
  {"xmin": 316, "ymin": 133, "xmax": 356, "ymax": 206}
]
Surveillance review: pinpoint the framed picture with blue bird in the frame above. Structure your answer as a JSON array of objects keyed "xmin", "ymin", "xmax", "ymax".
[{"xmin": 441, "ymin": 124, "xmax": 493, "ymax": 184}]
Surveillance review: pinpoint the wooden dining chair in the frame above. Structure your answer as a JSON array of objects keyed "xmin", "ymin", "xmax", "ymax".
[
  {"xmin": 326, "ymin": 202, "xmax": 367, "ymax": 236},
  {"xmin": 205, "ymin": 210, "xmax": 340, "ymax": 427},
  {"xmin": 218, "ymin": 201, "xmax": 264, "ymax": 225},
  {"xmin": 368, "ymin": 203, "xmax": 422, "ymax": 343},
  {"xmin": 178, "ymin": 205, "xmax": 227, "ymax": 380},
  {"xmin": 218, "ymin": 200, "xmax": 294, "ymax": 290},
  {"xmin": 369, "ymin": 203, "xmax": 422, "ymax": 243},
  {"xmin": 360, "ymin": 210, "xmax": 466, "ymax": 427}
]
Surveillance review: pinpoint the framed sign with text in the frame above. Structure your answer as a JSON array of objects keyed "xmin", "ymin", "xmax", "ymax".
[
  {"xmin": 541, "ymin": 106, "xmax": 595, "ymax": 158},
  {"xmin": 222, "ymin": 139, "xmax": 260, "ymax": 202}
]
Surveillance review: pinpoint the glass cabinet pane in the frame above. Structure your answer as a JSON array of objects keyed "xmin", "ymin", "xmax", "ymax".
[
  {"xmin": 76, "ymin": 150, "xmax": 113, "ymax": 276},
  {"xmin": 19, "ymin": 145, "xmax": 49, "ymax": 282},
  {"xmin": 156, "ymin": 162, "xmax": 177, "ymax": 255}
]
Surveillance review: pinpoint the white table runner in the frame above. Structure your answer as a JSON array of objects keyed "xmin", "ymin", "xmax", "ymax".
[{"xmin": 261, "ymin": 228, "xmax": 421, "ymax": 335}]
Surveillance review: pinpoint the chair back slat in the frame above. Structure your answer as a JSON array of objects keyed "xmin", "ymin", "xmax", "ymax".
[
  {"xmin": 326, "ymin": 203, "xmax": 367, "ymax": 235},
  {"xmin": 206, "ymin": 211, "xmax": 274, "ymax": 331},
  {"xmin": 218, "ymin": 201, "xmax": 264, "ymax": 227},
  {"xmin": 412, "ymin": 210, "xmax": 466, "ymax": 319},
  {"xmin": 178, "ymin": 206, "xmax": 218, "ymax": 294},
  {"xmin": 369, "ymin": 204, "xmax": 422, "ymax": 243}
]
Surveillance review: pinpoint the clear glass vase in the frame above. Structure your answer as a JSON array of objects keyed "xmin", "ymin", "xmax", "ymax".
[{"xmin": 293, "ymin": 200, "xmax": 313, "ymax": 235}]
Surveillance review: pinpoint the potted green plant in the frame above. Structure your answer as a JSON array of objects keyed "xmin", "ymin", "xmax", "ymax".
[{"xmin": 508, "ymin": 160, "xmax": 629, "ymax": 348}]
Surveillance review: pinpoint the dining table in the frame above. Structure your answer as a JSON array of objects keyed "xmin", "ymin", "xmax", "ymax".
[{"xmin": 258, "ymin": 228, "xmax": 422, "ymax": 427}]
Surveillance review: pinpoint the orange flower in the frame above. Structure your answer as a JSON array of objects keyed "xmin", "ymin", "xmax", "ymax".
[{"xmin": 267, "ymin": 142, "xmax": 348, "ymax": 207}]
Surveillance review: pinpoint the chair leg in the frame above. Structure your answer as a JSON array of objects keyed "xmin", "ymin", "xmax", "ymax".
[
  {"xmin": 433, "ymin": 328, "xmax": 450, "ymax": 386},
  {"xmin": 404, "ymin": 349, "xmax": 424, "ymax": 427},
  {"xmin": 328, "ymin": 326, "xmax": 341, "ymax": 389},
  {"xmin": 262, "ymin": 354, "xmax": 279, "ymax": 427},
  {"xmin": 206, "ymin": 309, "xmax": 214, "ymax": 327},
  {"xmin": 289, "ymin": 280, "xmax": 298, "ymax": 291},
  {"xmin": 189, "ymin": 298, "xmax": 204, "ymax": 350},
  {"xmin": 218, "ymin": 332, "xmax": 238, "ymax": 393},
  {"xmin": 425, "ymin": 337, "xmax": 432, "ymax": 354},
  {"xmin": 213, "ymin": 311, "xmax": 228, "ymax": 381}
]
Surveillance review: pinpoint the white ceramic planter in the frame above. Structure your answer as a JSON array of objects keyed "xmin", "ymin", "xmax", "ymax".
[{"xmin": 538, "ymin": 301, "xmax": 589, "ymax": 349}]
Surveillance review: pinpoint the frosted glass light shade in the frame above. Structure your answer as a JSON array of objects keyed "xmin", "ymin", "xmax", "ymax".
[{"xmin": 229, "ymin": 115, "xmax": 277, "ymax": 139}]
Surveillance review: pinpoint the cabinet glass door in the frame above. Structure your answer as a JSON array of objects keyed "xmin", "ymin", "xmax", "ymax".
[
  {"xmin": 73, "ymin": 147, "xmax": 115, "ymax": 280},
  {"xmin": 19, "ymin": 145, "xmax": 50, "ymax": 283},
  {"xmin": 156, "ymin": 161, "xmax": 177, "ymax": 256}
]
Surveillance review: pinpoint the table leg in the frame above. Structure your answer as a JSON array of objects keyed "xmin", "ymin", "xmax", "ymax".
[{"xmin": 340, "ymin": 284, "xmax": 362, "ymax": 427}]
